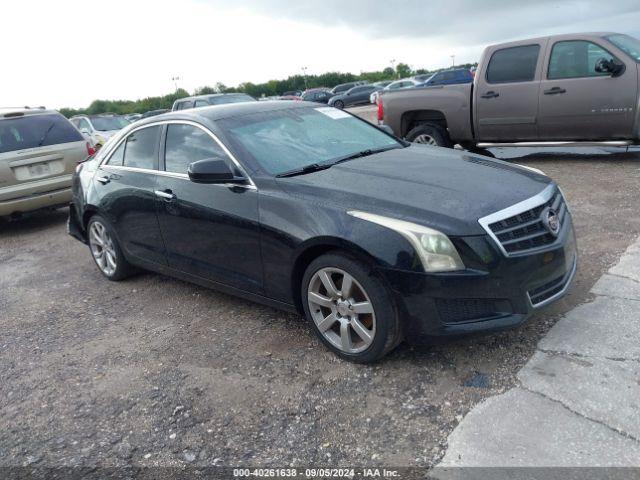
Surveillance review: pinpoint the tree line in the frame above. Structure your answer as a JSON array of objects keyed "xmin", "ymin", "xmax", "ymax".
[{"xmin": 59, "ymin": 62, "xmax": 476, "ymax": 118}]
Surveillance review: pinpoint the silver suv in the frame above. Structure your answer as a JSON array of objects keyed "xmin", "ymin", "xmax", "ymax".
[{"xmin": 0, "ymin": 108, "xmax": 90, "ymax": 218}]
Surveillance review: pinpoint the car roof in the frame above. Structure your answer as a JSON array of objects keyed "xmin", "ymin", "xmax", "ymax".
[
  {"xmin": 175, "ymin": 93, "xmax": 251, "ymax": 103},
  {"xmin": 133, "ymin": 100, "xmax": 318, "ymax": 128},
  {"xmin": 0, "ymin": 107, "xmax": 58, "ymax": 119},
  {"xmin": 487, "ymin": 32, "xmax": 619, "ymax": 50}
]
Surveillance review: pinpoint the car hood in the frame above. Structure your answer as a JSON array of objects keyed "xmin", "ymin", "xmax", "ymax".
[{"xmin": 276, "ymin": 145, "xmax": 552, "ymax": 236}]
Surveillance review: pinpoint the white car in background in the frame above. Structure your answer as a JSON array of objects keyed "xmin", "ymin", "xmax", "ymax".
[
  {"xmin": 370, "ymin": 78, "xmax": 421, "ymax": 104},
  {"xmin": 69, "ymin": 115, "xmax": 129, "ymax": 148}
]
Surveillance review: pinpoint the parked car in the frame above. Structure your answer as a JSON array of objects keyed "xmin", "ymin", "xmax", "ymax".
[
  {"xmin": 282, "ymin": 90, "xmax": 303, "ymax": 97},
  {"xmin": 172, "ymin": 93, "xmax": 255, "ymax": 111},
  {"xmin": 68, "ymin": 101, "xmax": 576, "ymax": 362},
  {"xmin": 329, "ymin": 81, "xmax": 366, "ymax": 95},
  {"xmin": 141, "ymin": 109, "xmax": 170, "ymax": 119},
  {"xmin": 70, "ymin": 114, "xmax": 129, "ymax": 148},
  {"xmin": 370, "ymin": 79, "xmax": 421, "ymax": 104},
  {"xmin": 328, "ymin": 85, "xmax": 378, "ymax": 109},
  {"xmin": 412, "ymin": 73, "xmax": 433, "ymax": 83},
  {"xmin": 301, "ymin": 88, "xmax": 333, "ymax": 104},
  {"xmin": 125, "ymin": 113, "xmax": 142, "ymax": 123},
  {"xmin": 379, "ymin": 32, "xmax": 640, "ymax": 150},
  {"xmin": 278, "ymin": 95, "xmax": 303, "ymax": 101},
  {"xmin": 1, "ymin": 108, "xmax": 92, "ymax": 218},
  {"xmin": 418, "ymin": 69, "xmax": 474, "ymax": 87}
]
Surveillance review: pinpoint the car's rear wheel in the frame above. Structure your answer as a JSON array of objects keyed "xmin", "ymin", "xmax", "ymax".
[
  {"xmin": 333, "ymin": 100, "xmax": 345, "ymax": 109},
  {"xmin": 302, "ymin": 252, "xmax": 402, "ymax": 363},
  {"xmin": 87, "ymin": 214, "xmax": 134, "ymax": 281},
  {"xmin": 406, "ymin": 122, "xmax": 453, "ymax": 148}
]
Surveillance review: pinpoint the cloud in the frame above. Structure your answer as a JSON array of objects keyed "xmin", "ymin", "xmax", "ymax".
[{"xmin": 202, "ymin": 0, "xmax": 640, "ymax": 44}]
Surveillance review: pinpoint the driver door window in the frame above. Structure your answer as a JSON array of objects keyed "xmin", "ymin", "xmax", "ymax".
[
  {"xmin": 548, "ymin": 41, "xmax": 615, "ymax": 79},
  {"xmin": 164, "ymin": 123, "xmax": 231, "ymax": 174}
]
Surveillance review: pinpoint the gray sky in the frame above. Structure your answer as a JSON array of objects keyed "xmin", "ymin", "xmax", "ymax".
[{"xmin": 3, "ymin": 0, "xmax": 639, "ymax": 109}]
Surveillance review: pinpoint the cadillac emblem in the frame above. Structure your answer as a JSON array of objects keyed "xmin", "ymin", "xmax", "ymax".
[{"xmin": 542, "ymin": 207, "xmax": 560, "ymax": 237}]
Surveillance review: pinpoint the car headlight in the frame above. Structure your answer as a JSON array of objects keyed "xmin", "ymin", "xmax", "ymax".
[{"xmin": 347, "ymin": 211, "xmax": 465, "ymax": 272}]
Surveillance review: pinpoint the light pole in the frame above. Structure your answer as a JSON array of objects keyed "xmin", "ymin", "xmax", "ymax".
[
  {"xmin": 390, "ymin": 58, "xmax": 396, "ymax": 78},
  {"xmin": 171, "ymin": 76, "xmax": 180, "ymax": 92},
  {"xmin": 301, "ymin": 67, "xmax": 308, "ymax": 90},
  {"xmin": 450, "ymin": 55, "xmax": 455, "ymax": 67}
]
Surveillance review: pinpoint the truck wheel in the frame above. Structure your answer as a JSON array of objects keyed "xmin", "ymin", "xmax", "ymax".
[
  {"xmin": 406, "ymin": 123, "xmax": 453, "ymax": 148},
  {"xmin": 466, "ymin": 146, "xmax": 496, "ymax": 158}
]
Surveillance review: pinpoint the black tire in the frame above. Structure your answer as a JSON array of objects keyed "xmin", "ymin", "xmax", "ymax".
[
  {"xmin": 86, "ymin": 214, "xmax": 135, "ymax": 281},
  {"xmin": 405, "ymin": 122, "xmax": 453, "ymax": 148},
  {"xmin": 466, "ymin": 146, "xmax": 496, "ymax": 158},
  {"xmin": 301, "ymin": 252, "xmax": 402, "ymax": 363},
  {"xmin": 333, "ymin": 100, "xmax": 344, "ymax": 109}
]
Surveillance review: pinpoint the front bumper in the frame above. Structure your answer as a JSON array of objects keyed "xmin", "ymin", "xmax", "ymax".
[{"xmin": 381, "ymin": 218, "xmax": 577, "ymax": 344}]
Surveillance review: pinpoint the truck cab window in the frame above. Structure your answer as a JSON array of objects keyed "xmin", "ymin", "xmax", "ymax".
[
  {"xmin": 486, "ymin": 45, "xmax": 540, "ymax": 83},
  {"xmin": 548, "ymin": 41, "xmax": 615, "ymax": 79}
]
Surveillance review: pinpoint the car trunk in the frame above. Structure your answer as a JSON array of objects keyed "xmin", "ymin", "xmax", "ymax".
[{"xmin": 0, "ymin": 141, "xmax": 87, "ymax": 198}]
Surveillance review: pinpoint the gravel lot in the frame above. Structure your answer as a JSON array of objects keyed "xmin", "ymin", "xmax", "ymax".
[{"xmin": 1, "ymin": 135, "xmax": 640, "ymax": 471}]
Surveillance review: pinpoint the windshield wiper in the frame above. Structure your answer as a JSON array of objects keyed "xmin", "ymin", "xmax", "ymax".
[
  {"xmin": 276, "ymin": 163, "xmax": 333, "ymax": 178},
  {"xmin": 332, "ymin": 145, "xmax": 401, "ymax": 165},
  {"xmin": 38, "ymin": 122, "xmax": 56, "ymax": 146}
]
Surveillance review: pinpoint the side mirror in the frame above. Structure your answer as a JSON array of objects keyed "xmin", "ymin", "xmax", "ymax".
[
  {"xmin": 187, "ymin": 158, "xmax": 245, "ymax": 184},
  {"xmin": 595, "ymin": 57, "xmax": 625, "ymax": 77}
]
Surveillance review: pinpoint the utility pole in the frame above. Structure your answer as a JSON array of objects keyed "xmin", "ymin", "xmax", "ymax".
[
  {"xmin": 171, "ymin": 76, "xmax": 180, "ymax": 92},
  {"xmin": 301, "ymin": 67, "xmax": 308, "ymax": 90},
  {"xmin": 390, "ymin": 59, "xmax": 396, "ymax": 78},
  {"xmin": 450, "ymin": 55, "xmax": 455, "ymax": 67}
]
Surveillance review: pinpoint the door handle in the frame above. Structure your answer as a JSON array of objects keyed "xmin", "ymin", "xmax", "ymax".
[
  {"xmin": 96, "ymin": 175, "xmax": 110, "ymax": 185},
  {"xmin": 481, "ymin": 91, "xmax": 499, "ymax": 99},
  {"xmin": 154, "ymin": 189, "xmax": 176, "ymax": 201},
  {"xmin": 544, "ymin": 87, "xmax": 566, "ymax": 95}
]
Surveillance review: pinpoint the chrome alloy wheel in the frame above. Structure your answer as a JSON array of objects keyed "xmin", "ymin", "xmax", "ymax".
[
  {"xmin": 307, "ymin": 267, "xmax": 376, "ymax": 354},
  {"xmin": 89, "ymin": 221, "xmax": 117, "ymax": 276},
  {"xmin": 413, "ymin": 134, "xmax": 437, "ymax": 145}
]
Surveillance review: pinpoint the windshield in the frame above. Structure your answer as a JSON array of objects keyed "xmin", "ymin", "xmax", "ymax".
[
  {"xmin": 218, "ymin": 106, "xmax": 402, "ymax": 176},
  {"xmin": 0, "ymin": 113, "xmax": 83, "ymax": 154},
  {"xmin": 91, "ymin": 116, "xmax": 128, "ymax": 131},
  {"xmin": 209, "ymin": 94, "xmax": 255, "ymax": 105},
  {"xmin": 606, "ymin": 34, "xmax": 640, "ymax": 62}
]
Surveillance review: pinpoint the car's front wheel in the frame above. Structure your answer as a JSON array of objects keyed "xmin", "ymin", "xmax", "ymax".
[
  {"xmin": 87, "ymin": 214, "xmax": 135, "ymax": 281},
  {"xmin": 302, "ymin": 252, "xmax": 402, "ymax": 363},
  {"xmin": 332, "ymin": 100, "xmax": 345, "ymax": 109}
]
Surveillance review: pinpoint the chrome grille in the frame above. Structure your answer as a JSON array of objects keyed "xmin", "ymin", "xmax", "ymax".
[{"xmin": 480, "ymin": 185, "xmax": 568, "ymax": 256}]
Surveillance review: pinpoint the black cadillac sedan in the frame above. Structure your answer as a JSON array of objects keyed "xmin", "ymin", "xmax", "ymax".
[{"xmin": 68, "ymin": 101, "xmax": 577, "ymax": 363}]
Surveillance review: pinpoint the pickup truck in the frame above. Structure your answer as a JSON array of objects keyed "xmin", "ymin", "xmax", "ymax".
[{"xmin": 378, "ymin": 33, "xmax": 640, "ymax": 151}]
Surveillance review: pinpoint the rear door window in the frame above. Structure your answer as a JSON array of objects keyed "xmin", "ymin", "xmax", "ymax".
[
  {"xmin": 105, "ymin": 141, "xmax": 125, "ymax": 166},
  {"xmin": 486, "ymin": 45, "xmax": 540, "ymax": 83},
  {"xmin": 194, "ymin": 100, "xmax": 209, "ymax": 108},
  {"xmin": 122, "ymin": 126, "xmax": 160, "ymax": 170},
  {"xmin": 0, "ymin": 113, "xmax": 84, "ymax": 154}
]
